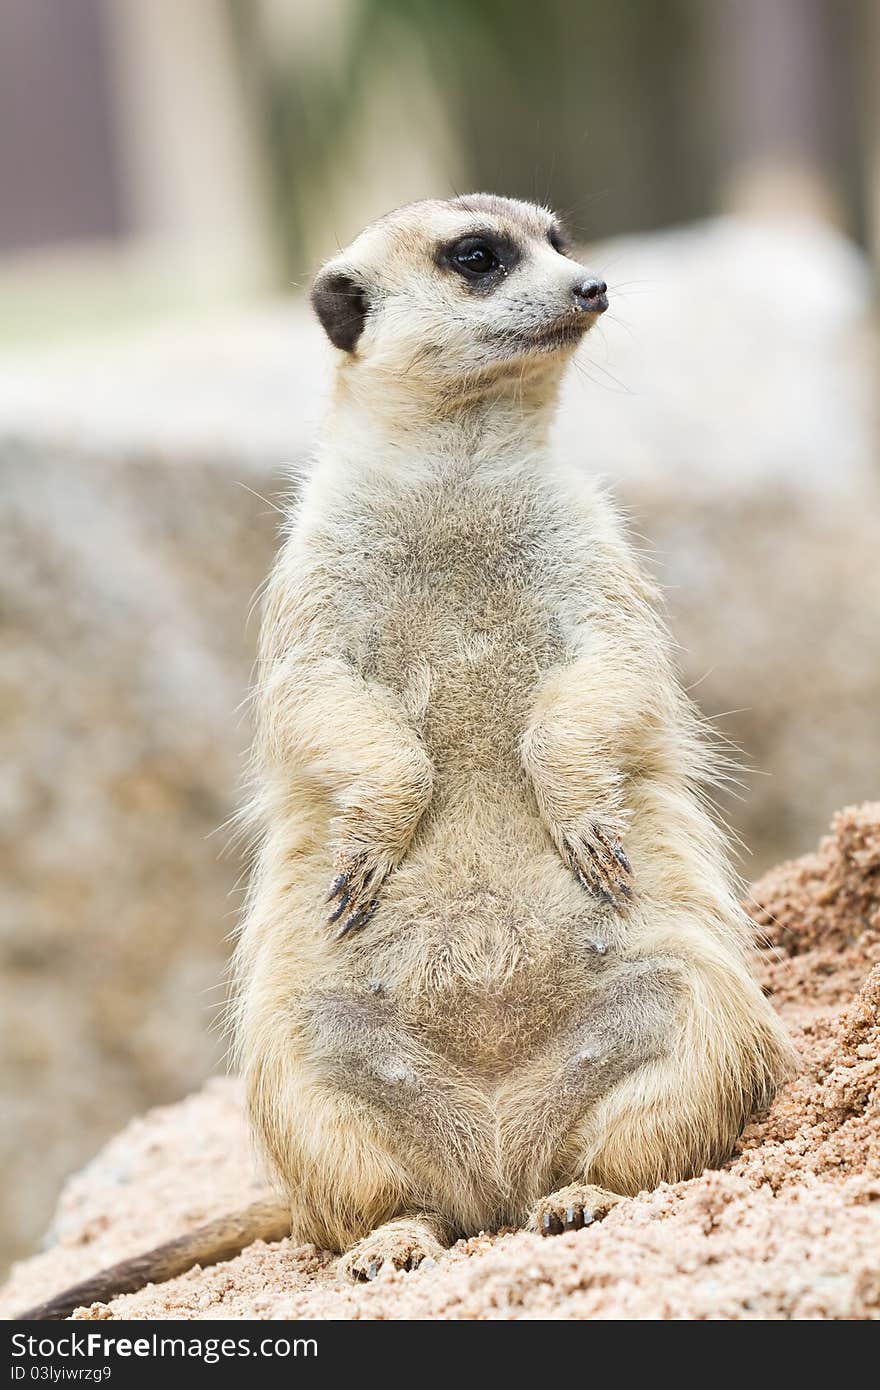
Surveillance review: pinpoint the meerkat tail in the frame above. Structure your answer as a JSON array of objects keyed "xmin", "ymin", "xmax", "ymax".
[{"xmin": 17, "ymin": 1197, "xmax": 290, "ymax": 1321}]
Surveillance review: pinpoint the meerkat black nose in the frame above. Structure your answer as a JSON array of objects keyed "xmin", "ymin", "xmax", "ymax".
[{"xmin": 574, "ymin": 279, "xmax": 608, "ymax": 314}]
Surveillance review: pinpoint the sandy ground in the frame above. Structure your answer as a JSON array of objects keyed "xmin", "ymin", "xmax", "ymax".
[{"xmin": 2, "ymin": 802, "xmax": 878, "ymax": 1321}]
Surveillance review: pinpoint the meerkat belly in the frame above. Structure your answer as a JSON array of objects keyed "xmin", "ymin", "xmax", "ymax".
[{"xmin": 349, "ymin": 778, "xmax": 619, "ymax": 1069}]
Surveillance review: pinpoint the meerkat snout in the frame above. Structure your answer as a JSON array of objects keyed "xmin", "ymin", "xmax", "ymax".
[{"xmin": 574, "ymin": 279, "xmax": 609, "ymax": 315}]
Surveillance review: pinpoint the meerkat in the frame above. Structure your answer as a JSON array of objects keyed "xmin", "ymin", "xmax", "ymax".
[
  {"xmin": 233, "ymin": 193, "xmax": 795, "ymax": 1274},
  {"xmin": 21, "ymin": 194, "xmax": 794, "ymax": 1318}
]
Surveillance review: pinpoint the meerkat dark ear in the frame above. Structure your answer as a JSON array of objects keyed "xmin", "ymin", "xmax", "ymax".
[{"xmin": 310, "ymin": 267, "xmax": 370, "ymax": 353}]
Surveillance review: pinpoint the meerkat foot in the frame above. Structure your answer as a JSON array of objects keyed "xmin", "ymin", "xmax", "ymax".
[
  {"xmin": 530, "ymin": 1182, "xmax": 623, "ymax": 1237},
  {"xmin": 340, "ymin": 1218, "xmax": 446, "ymax": 1282},
  {"xmin": 560, "ymin": 819, "xmax": 633, "ymax": 908}
]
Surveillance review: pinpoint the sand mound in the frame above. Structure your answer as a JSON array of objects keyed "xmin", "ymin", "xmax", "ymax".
[{"xmin": 2, "ymin": 804, "xmax": 878, "ymax": 1320}]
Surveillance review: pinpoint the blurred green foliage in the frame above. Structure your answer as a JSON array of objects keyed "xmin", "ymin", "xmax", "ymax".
[{"xmin": 230, "ymin": 0, "xmax": 714, "ymax": 271}]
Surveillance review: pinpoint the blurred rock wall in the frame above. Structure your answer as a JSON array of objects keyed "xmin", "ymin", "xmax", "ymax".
[
  {"xmin": 0, "ymin": 447, "xmax": 277, "ymax": 1267},
  {"xmin": 0, "ymin": 215, "xmax": 877, "ymax": 1272}
]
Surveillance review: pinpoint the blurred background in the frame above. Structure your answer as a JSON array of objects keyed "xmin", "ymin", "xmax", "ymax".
[{"xmin": 1, "ymin": 0, "xmax": 878, "ymax": 1276}]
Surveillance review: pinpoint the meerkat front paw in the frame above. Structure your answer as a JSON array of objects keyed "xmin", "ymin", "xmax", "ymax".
[
  {"xmin": 557, "ymin": 818, "xmax": 633, "ymax": 908},
  {"xmin": 530, "ymin": 1182, "xmax": 623, "ymax": 1236},
  {"xmin": 326, "ymin": 843, "xmax": 393, "ymax": 938},
  {"xmin": 326, "ymin": 757, "xmax": 432, "ymax": 938},
  {"xmin": 340, "ymin": 1218, "xmax": 445, "ymax": 1281}
]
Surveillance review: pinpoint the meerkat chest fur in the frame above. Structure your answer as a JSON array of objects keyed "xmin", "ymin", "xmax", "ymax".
[{"xmin": 298, "ymin": 453, "xmax": 591, "ymax": 785}]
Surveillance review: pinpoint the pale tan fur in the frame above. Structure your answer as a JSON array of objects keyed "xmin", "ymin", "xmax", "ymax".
[{"xmin": 232, "ymin": 193, "xmax": 796, "ymax": 1259}]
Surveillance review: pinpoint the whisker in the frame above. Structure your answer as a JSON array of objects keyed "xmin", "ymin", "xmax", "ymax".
[{"xmin": 235, "ymin": 480, "xmax": 285, "ymax": 515}]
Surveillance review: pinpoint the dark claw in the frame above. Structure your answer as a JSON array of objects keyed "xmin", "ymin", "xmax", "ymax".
[
  {"xmin": 327, "ymin": 892, "xmax": 351, "ymax": 924},
  {"xmin": 574, "ymin": 865, "xmax": 615, "ymax": 907},
  {"xmin": 366, "ymin": 1260, "xmax": 381, "ymax": 1281},
  {"xmin": 361, "ymin": 900, "xmax": 378, "ymax": 926},
  {"xmin": 335, "ymin": 899, "xmax": 379, "ymax": 941},
  {"xmin": 336, "ymin": 905, "xmax": 368, "ymax": 940},
  {"xmin": 541, "ymin": 1211, "xmax": 563, "ymax": 1237},
  {"xmin": 563, "ymin": 1205, "xmax": 585, "ymax": 1232},
  {"xmin": 326, "ymin": 873, "xmax": 348, "ymax": 902},
  {"xmin": 611, "ymin": 842, "xmax": 631, "ymax": 873}
]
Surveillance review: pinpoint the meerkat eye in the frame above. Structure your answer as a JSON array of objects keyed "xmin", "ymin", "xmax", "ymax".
[
  {"xmin": 449, "ymin": 239, "xmax": 502, "ymax": 278},
  {"xmin": 548, "ymin": 226, "xmax": 570, "ymax": 255}
]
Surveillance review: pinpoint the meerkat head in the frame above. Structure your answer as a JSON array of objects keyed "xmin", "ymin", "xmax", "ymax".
[{"xmin": 310, "ymin": 194, "xmax": 607, "ymax": 397}]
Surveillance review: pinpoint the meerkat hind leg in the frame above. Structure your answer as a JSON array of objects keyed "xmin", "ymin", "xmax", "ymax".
[
  {"xmin": 340, "ymin": 1215, "xmax": 448, "ymax": 1282},
  {"xmin": 530, "ymin": 1182, "xmax": 623, "ymax": 1236}
]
